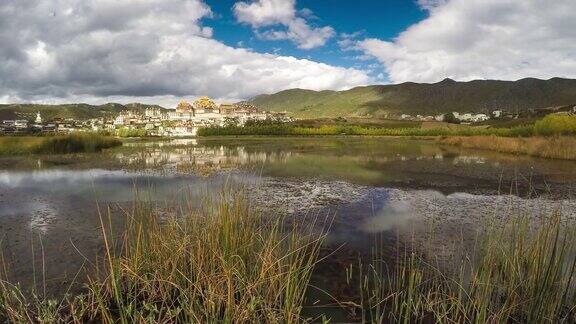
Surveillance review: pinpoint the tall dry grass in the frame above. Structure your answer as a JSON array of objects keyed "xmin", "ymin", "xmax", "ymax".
[
  {"xmin": 0, "ymin": 133, "xmax": 121, "ymax": 155},
  {"xmin": 1, "ymin": 188, "xmax": 575, "ymax": 323},
  {"xmin": 439, "ymin": 136, "xmax": 576, "ymax": 160},
  {"xmin": 360, "ymin": 213, "xmax": 576, "ymax": 323},
  {"xmin": 0, "ymin": 191, "xmax": 326, "ymax": 323}
]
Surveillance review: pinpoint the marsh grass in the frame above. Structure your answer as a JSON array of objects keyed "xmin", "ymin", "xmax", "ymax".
[
  {"xmin": 0, "ymin": 190, "xmax": 326, "ymax": 323},
  {"xmin": 1, "ymin": 188, "xmax": 575, "ymax": 323},
  {"xmin": 0, "ymin": 133, "xmax": 121, "ymax": 155},
  {"xmin": 198, "ymin": 124, "xmax": 535, "ymax": 137},
  {"xmin": 440, "ymin": 136, "xmax": 576, "ymax": 160},
  {"xmin": 360, "ymin": 213, "xmax": 576, "ymax": 323}
]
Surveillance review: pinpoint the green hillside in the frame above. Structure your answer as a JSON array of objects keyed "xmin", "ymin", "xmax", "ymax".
[
  {"xmin": 250, "ymin": 78, "xmax": 576, "ymax": 118},
  {"xmin": 0, "ymin": 103, "xmax": 166, "ymax": 121}
]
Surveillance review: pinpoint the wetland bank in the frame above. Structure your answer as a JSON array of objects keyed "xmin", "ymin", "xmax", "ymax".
[{"xmin": 1, "ymin": 137, "xmax": 576, "ymax": 322}]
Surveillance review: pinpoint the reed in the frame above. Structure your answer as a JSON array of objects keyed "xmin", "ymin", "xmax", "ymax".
[
  {"xmin": 360, "ymin": 212, "xmax": 576, "ymax": 323},
  {"xmin": 197, "ymin": 124, "xmax": 535, "ymax": 137},
  {"xmin": 0, "ymin": 190, "xmax": 326, "ymax": 323},
  {"xmin": 439, "ymin": 136, "xmax": 576, "ymax": 160},
  {"xmin": 0, "ymin": 133, "xmax": 121, "ymax": 155}
]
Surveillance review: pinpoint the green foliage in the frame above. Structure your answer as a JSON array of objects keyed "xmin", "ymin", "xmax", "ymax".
[
  {"xmin": 198, "ymin": 124, "xmax": 294, "ymax": 136},
  {"xmin": 534, "ymin": 113, "xmax": 576, "ymax": 135},
  {"xmin": 443, "ymin": 112, "xmax": 460, "ymax": 124},
  {"xmin": 198, "ymin": 124, "xmax": 536, "ymax": 137},
  {"xmin": 0, "ymin": 103, "xmax": 166, "ymax": 121},
  {"xmin": 116, "ymin": 127, "xmax": 148, "ymax": 138}
]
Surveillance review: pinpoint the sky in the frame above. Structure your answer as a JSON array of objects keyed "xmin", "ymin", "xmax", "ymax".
[{"xmin": 1, "ymin": 0, "xmax": 576, "ymax": 107}]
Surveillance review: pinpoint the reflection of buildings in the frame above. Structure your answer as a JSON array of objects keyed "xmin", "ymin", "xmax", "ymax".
[{"xmin": 115, "ymin": 142, "xmax": 292, "ymax": 173}]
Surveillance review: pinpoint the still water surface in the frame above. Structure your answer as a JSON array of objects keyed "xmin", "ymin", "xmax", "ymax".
[{"xmin": 1, "ymin": 137, "xmax": 576, "ymax": 298}]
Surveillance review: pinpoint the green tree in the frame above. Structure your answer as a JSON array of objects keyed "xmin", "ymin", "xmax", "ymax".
[{"xmin": 444, "ymin": 113, "xmax": 460, "ymax": 124}]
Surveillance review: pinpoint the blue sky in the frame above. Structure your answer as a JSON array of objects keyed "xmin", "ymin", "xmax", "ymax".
[
  {"xmin": 205, "ymin": 0, "xmax": 426, "ymax": 80},
  {"xmin": 2, "ymin": 0, "xmax": 576, "ymax": 105}
]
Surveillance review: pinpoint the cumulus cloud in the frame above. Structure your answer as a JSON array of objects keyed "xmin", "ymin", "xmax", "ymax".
[
  {"xmin": 233, "ymin": 0, "xmax": 334, "ymax": 49},
  {"xmin": 0, "ymin": 0, "xmax": 368, "ymax": 106},
  {"xmin": 359, "ymin": 0, "xmax": 576, "ymax": 83}
]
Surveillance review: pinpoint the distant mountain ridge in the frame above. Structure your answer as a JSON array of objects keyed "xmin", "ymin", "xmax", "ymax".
[
  {"xmin": 249, "ymin": 78, "xmax": 576, "ymax": 118},
  {"xmin": 0, "ymin": 103, "xmax": 166, "ymax": 121},
  {"xmin": 3, "ymin": 78, "xmax": 576, "ymax": 121}
]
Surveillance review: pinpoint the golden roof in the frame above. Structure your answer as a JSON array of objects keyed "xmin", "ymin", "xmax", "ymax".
[
  {"xmin": 176, "ymin": 100, "xmax": 193, "ymax": 112},
  {"xmin": 194, "ymin": 96, "xmax": 216, "ymax": 110}
]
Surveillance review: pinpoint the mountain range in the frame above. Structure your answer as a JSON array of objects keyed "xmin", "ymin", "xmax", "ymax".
[
  {"xmin": 250, "ymin": 77, "xmax": 576, "ymax": 118},
  {"xmin": 2, "ymin": 78, "xmax": 576, "ymax": 121},
  {"xmin": 0, "ymin": 103, "xmax": 165, "ymax": 121}
]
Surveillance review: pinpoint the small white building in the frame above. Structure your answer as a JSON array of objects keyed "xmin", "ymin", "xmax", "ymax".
[
  {"xmin": 14, "ymin": 120, "xmax": 29, "ymax": 129},
  {"xmin": 459, "ymin": 113, "xmax": 473, "ymax": 121},
  {"xmin": 35, "ymin": 112, "xmax": 43, "ymax": 124},
  {"xmin": 471, "ymin": 114, "xmax": 490, "ymax": 122}
]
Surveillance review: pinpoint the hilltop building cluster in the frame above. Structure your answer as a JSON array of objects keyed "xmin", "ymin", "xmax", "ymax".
[
  {"xmin": 0, "ymin": 97, "xmax": 290, "ymax": 136},
  {"xmin": 112, "ymin": 97, "xmax": 289, "ymax": 137}
]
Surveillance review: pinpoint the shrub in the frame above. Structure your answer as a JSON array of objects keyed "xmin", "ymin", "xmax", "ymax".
[
  {"xmin": 197, "ymin": 124, "xmax": 294, "ymax": 136},
  {"xmin": 534, "ymin": 113, "xmax": 576, "ymax": 136},
  {"xmin": 116, "ymin": 128, "xmax": 148, "ymax": 138}
]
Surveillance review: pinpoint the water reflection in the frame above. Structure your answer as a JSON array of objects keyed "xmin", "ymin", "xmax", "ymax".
[
  {"xmin": 0, "ymin": 169, "xmax": 229, "ymax": 236},
  {"xmin": 105, "ymin": 138, "xmax": 576, "ymax": 197},
  {"xmin": 2, "ymin": 137, "xmax": 576, "ymax": 299},
  {"xmin": 115, "ymin": 145, "xmax": 294, "ymax": 174}
]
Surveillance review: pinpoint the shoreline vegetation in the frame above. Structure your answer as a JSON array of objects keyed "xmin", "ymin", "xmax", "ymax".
[
  {"xmin": 0, "ymin": 191, "xmax": 574, "ymax": 322},
  {"xmin": 196, "ymin": 114, "xmax": 576, "ymax": 160},
  {"xmin": 438, "ymin": 136, "xmax": 576, "ymax": 160},
  {"xmin": 198, "ymin": 113, "xmax": 576, "ymax": 138},
  {"xmin": 0, "ymin": 133, "xmax": 121, "ymax": 155}
]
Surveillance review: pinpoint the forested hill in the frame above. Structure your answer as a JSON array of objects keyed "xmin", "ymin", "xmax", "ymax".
[
  {"xmin": 0, "ymin": 103, "xmax": 166, "ymax": 121},
  {"xmin": 249, "ymin": 78, "xmax": 576, "ymax": 118}
]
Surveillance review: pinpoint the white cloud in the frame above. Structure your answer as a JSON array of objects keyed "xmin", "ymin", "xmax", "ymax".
[
  {"xmin": 338, "ymin": 31, "xmax": 364, "ymax": 51},
  {"xmin": 233, "ymin": 0, "xmax": 334, "ymax": 49},
  {"xmin": 359, "ymin": 0, "xmax": 576, "ymax": 83},
  {"xmin": 0, "ymin": 0, "xmax": 369, "ymax": 106},
  {"xmin": 257, "ymin": 18, "xmax": 335, "ymax": 50},
  {"xmin": 233, "ymin": 0, "xmax": 295, "ymax": 26},
  {"xmin": 417, "ymin": 0, "xmax": 448, "ymax": 10}
]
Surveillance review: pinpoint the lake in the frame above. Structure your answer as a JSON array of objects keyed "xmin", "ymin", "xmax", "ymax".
[{"xmin": 1, "ymin": 137, "xmax": 576, "ymax": 317}]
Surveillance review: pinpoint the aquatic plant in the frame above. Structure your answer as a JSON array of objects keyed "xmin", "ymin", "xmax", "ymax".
[
  {"xmin": 1, "ymin": 186, "xmax": 575, "ymax": 322},
  {"xmin": 0, "ymin": 190, "xmax": 326, "ymax": 323},
  {"xmin": 359, "ymin": 212, "xmax": 576, "ymax": 323}
]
